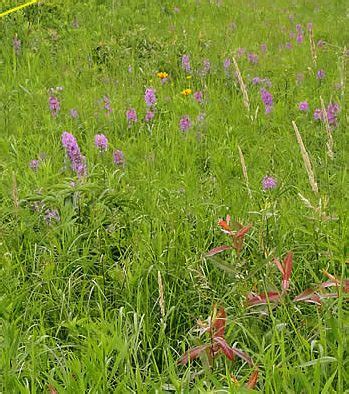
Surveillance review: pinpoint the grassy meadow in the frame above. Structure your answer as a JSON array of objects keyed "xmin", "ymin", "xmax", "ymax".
[{"xmin": 0, "ymin": 0, "xmax": 348, "ymax": 392}]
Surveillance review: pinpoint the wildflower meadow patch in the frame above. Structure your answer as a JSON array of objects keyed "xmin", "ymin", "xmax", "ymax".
[{"xmin": 0, "ymin": 0, "xmax": 348, "ymax": 392}]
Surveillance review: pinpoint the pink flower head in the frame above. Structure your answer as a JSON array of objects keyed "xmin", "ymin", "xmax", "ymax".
[
  {"xmin": 179, "ymin": 115, "xmax": 191, "ymax": 132},
  {"xmin": 144, "ymin": 88, "xmax": 156, "ymax": 107},
  {"xmin": 316, "ymin": 69, "xmax": 325, "ymax": 80},
  {"xmin": 298, "ymin": 101, "xmax": 309, "ymax": 111},
  {"xmin": 144, "ymin": 110, "xmax": 155, "ymax": 122},
  {"xmin": 262, "ymin": 176, "xmax": 277, "ymax": 190},
  {"xmin": 126, "ymin": 108, "xmax": 137, "ymax": 124},
  {"xmin": 94, "ymin": 134, "xmax": 108, "ymax": 151},
  {"xmin": 113, "ymin": 150, "xmax": 125, "ymax": 166},
  {"xmin": 49, "ymin": 96, "xmax": 60, "ymax": 117},
  {"xmin": 194, "ymin": 91, "xmax": 203, "ymax": 104}
]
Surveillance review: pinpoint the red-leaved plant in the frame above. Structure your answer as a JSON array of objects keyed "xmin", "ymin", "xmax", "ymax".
[
  {"xmin": 246, "ymin": 252, "xmax": 348, "ymax": 307},
  {"xmin": 247, "ymin": 252, "xmax": 293, "ymax": 306},
  {"xmin": 178, "ymin": 305, "xmax": 258, "ymax": 388},
  {"xmin": 206, "ymin": 215, "xmax": 252, "ymax": 258},
  {"xmin": 294, "ymin": 270, "xmax": 349, "ymax": 305}
]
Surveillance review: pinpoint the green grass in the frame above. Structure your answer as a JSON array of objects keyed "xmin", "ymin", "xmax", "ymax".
[{"xmin": 0, "ymin": 0, "xmax": 348, "ymax": 392}]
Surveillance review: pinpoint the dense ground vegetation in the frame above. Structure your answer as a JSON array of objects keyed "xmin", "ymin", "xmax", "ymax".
[{"xmin": 0, "ymin": 0, "xmax": 348, "ymax": 392}]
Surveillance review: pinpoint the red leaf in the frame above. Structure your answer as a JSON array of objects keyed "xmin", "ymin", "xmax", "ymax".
[
  {"xmin": 231, "ymin": 347, "xmax": 253, "ymax": 365},
  {"xmin": 282, "ymin": 252, "xmax": 293, "ymax": 291},
  {"xmin": 247, "ymin": 291, "xmax": 281, "ymax": 306},
  {"xmin": 177, "ymin": 344, "xmax": 210, "ymax": 365},
  {"xmin": 246, "ymin": 368, "xmax": 259, "ymax": 389},
  {"xmin": 213, "ymin": 307, "xmax": 227, "ymax": 338},
  {"xmin": 293, "ymin": 288, "xmax": 321, "ymax": 305},
  {"xmin": 213, "ymin": 336, "xmax": 235, "ymax": 360},
  {"xmin": 235, "ymin": 224, "xmax": 252, "ymax": 239},
  {"xmin": 321, "ymin": 280, "xmax": 340, "ymax": 289},
  {"xmin": 273, "ymin": 258, "xmax": 284, "ymax": 275},
  {"xmin": 206, "ymin": 245, "xmax": 232, "ymax": 257},
  {"xmin": 218, "ymin": 217, "xmax": 232, "ymax": 233}
]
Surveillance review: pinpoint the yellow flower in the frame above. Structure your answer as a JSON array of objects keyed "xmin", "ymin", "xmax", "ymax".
[
  {"xmin": 156, "ymin": 72, "xmax": 168, "ymax": 79},
  {"xmin": 186, "ymin": 75, "xmax": 192, "ymax": 79},
  {"xmin": 181, "ymin": 88, "xmax": 192, "ymax": 96}
]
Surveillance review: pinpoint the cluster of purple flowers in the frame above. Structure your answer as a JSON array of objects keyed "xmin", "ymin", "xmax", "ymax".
[
  {"xmin": 182, "ymin": 54, "xmax": 191, "ymax": 72},
  {"xmin": 70, "ymin": 109, "xmax": 78, "ymax": 119},
  {"xmin": 260, "ymin": 89, "xmax": 273, "ymax": 113},
  {"xmin": 103, "ymin": 96, "xmax": 112, "ymax": 114},
  {"xmin": 49, "ymin": 96, "xmax": 60, "ymax": 117},
  {"xmin": 126, "ymin": 108, "xmax": 137, "ymax": 125},
  {"xmin": 200, "ymin": 59, "xmax": 211, "ymax": 76},
  {"xmin": 45, "ymin": 209, "xmax": 60, "ymax": 224},
  {"xmin": 95, "ymin": 134, "xmax": 108, "ymax": 151},
  {"xmin": 314, "ymin": 103, "xmax": 340, "ymax": 126},
  {"xmin": 113, "ymin": 150, "xmax": 125, "ymax": 166},
  {"xmin": 144, "ymin": 88, "xmax": 156, "ymax": 107},
  {"xmin": 61, "ymin": 131, "xmax": 87, "ymax": 177},
  {"xmin": 29, "ymin": 159, "xmax": 40, "ymax": 171},
  {"xmin": 316, "ymin": 69, "xmax": 325, "ymax": 80},
  {"xmin": 298, "ymin": 101, "xmax": 309, "ymax": 112},
  {"xmin": 144, "ymin": 88, "xmax": 156, "ymax": 122},
  {"xmin": 262, "ymin": 176, "xmax": 277, "ymax": 190},
  {"xmin": 247, "ymin": 53, "xmax": 258, "ymax": 64},
  {"xmin": 179, "ymin": 115, "xmax": 192, "ymax": 131},
  {"xmin": 194, "ymin": 91, "xmax": 203, "ymax": 104},
  {"xmin": 296, "ymin": 24, "xmax": 303, "ymax": 43},
  {"xmin": 252, "ymin": 77, "xmax": 272, "ymax": 87}
]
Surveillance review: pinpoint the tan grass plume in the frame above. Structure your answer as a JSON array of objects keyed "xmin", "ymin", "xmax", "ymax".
[
  {"xmin": 292, "ymin": 121, "xmax": 319, "ymax": 194},
  {"xmin": 232, "ymin": 57, "xmax": 250, "ymax": 112}
]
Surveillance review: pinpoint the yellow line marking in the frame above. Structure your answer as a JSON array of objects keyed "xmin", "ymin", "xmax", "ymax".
[{"xmin": 0, "ymin": 0, "xmax": 39, "ymax": 18}]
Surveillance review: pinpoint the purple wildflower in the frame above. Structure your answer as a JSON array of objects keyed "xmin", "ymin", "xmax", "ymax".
[
  {"xmin": 144, "ymin": 88, "xmax": 156, "ymax": 107},
  {"xmin": 49, "ymin": 96, "xmax": 60, "ymax": 117},
  {"xmin": 94, "ymin": 134, "xmax": 108, "ymax": 151},
  {"xmin": 260, "ymin": 88, "xmax": 273, "ymax": 113},
  {"xmin": 13, "ymin": 35, "xmax": 21, "ymax": 54},
  {"xmin": 181, "ymin": 54, "xmax": 191, "ymax": 72},
  {"xmin": 126, "ymin": 108, "xmax": 137, "ymax": 124},
  {"xmin": 285, "ymin": 42, "xmax": 293, "ymax": 49},
  {"xmin": 29, "ymin": 159, "xmax": 39, "ymax": 171},
  {"xmin": 113, "ymin": 150, "xmax": 125, "ymax": 166},
  {"xmin": 307, "ymin": 22, "xmax": 313, "ymax": 32},
  {"xmin": 45, "ymin": 209, "xmax": 60, "ymax": 224},
  {"xmin": 70, "ymin": 109, "xmax": 78, "ymax": 119},
  {"xmin": 260, "ymin": 43, "xmax": 267, "ymax": 53},
  {"xmin": 298, "ymin": 101, "xmax": 309, "ymax": 111},
  {"xmin": 179, "ymin": 115, "xmax": 191, "ymax": 132},
  {"xmin": 296, "ymin": 24, "xmax": 302, "ymax": 33},
  {"xmin": 236, "ymin": 48, "xmax": 245, "ymax": 57},
  {"xmin": 296, "ymin": 33, "xmax": 303, "ymax": 43},
  {"xmin": 223, "ymin": 58, "xmax": 231, "ymax": 70},
  {"xmin": 194, "ymin": 91, "xmax": 203, "ymax": 104},
  {"xmin": 61, "ymin": 131, "xmax": 87, "ymax": 177},
  {"xmin": 144, "ymin": 110, "xmax": 155, "ymax": 122},
  {"xmin": 313, "ymin": 108, "xmax": 323, "ymax": 121},
  {"xmin": 103, "ymin": 96, "xmax": 112, "ymax": 114},
  {"xmin": 262, "ymin": 176, "xmax": 277, "ymax": 190},
  {"xmin": 252, "ymin": 77, "xmax": 261, "ymax": 85},
  {"xmin": 326, "ymin": 103, "xmax": 340, "ymax": 126},
  {"xmin": 316, "ymin": 69, "xmax": 325, "ymax": 80},
  {"xmin": 201, "ymin": 59, "xmax": 211, "ymax": 75},
  {"xmin": 247, "ymin": 53, "xmax": 258, "ymax": 64}
]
